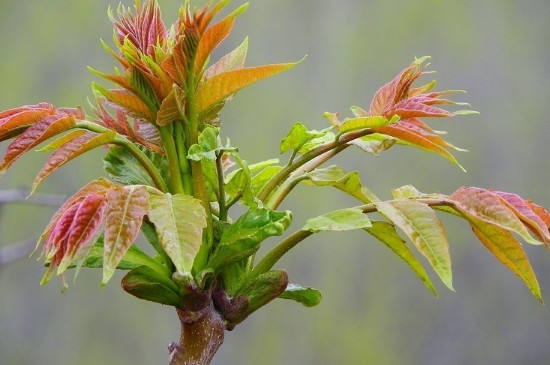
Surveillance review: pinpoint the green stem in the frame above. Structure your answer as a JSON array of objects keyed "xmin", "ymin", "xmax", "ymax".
[
  {"xmin": 174, "ymin": 121, "xmax": 193, "ymax": 195},
  {"xmin": 160, "ymin": 125, "xmax": 185, "ymax": 194},
  {"xmin": 250, "ymin": 230, "xmax": 313, "ymax": 279},
  {"xmin": 215, "ymin": 152, "xmax": 228, "ymax": 221},
  {"xmin": 266, "ymin": 145, "xmax": 349, "ymax": 210},
  {"xmin": 257, "ymin": 129, "xmax": 375, "ymax": 202},
  {"xmin": 76, "ymin": 121, "xmax": 168, "ymax": 193},
  {"xmin": 186, "ymin": 75, "xmax": 213, "ymax": 273}
]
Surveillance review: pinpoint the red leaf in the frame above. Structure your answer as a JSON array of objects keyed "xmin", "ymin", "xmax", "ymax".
[
  {"xmin": 110, "ymin": 0, "xmax": 167, "ymax": 57},
  {"xmin": 31, "ymin": 130, "xmax": 116, "ymax": 193},
  {"xmin": 0, "ymin": 103, "xmax": 55, "ymax": 141},
  {"xmin": 40, "ymin": 178, "xmax": 115, "ymax": 246},
  {"xmin": 495, "ymin": 192, "xmax": 550, "ymax": 243},
  {"xmin": 0, "ymin": 112, "xmax": 76, "ymax": 173},
  {"xmin": 102, "ymin": 185, "xmax": 149, "ymax": 284}
]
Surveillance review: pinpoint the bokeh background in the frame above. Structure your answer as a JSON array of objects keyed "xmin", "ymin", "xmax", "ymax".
[{"xmin": 1, "ymin": 0, "xmax": 550, "ymax": 364}]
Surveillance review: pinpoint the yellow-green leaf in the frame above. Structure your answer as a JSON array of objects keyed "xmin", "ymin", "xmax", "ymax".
[
  {"xmin": 147, "ymin": 189, "xmax": 207, "ymax": 275},
  {"xmin": 376, "ymin": 200, "xmax": 453, "ymax": 290},
  {"xmin": 366, "ymin": 221, "xmax": 437, "ymax": 296}
]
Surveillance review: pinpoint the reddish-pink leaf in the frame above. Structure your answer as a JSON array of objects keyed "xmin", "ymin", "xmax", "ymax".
[
  {"xmin": 43, "ymin": 202, "xmax": 81, "ymax": 262},
  {"xmin": 388, "ymin": 99, "xmax": 452, "ymax": 119},
  {"xmin": 526, "ymin": 200, "xmax": 550, "ymax": 230},
  {"xmin": 0, "ymin": 112, "xmax": 76, "ymax": 173},
  {"xmin": 110, "ymin": 0, "xmax": 167, "ymax": 57},
  {"xmin": 449, "ymin": 187, "xmax": 543, "ymax": 245},
  {"xmin": 495, "ymin": 192, "xmax": 550, "ymax": 243},
  {"xmin": 369, "ymin": 57, "xmax": 428, "ymax": 116},
  {"xmin": 102, "ymin": 185, "xmax": 149, "ymax": 284},
  {"xmin": 31, "ymin": 130, "xmax": 116, "ymax": 193},
  {"xmin": 40, "ymin": 178, "xmax": 115, "ymax": 246},
  {"xmin": 59, "ymin": 193, "xmax": 107, "ymax": 271},
  {"xmin": 195, "ymin": 61, "xmax": 301, "ymax": 114},
  {"xmin": 0, "ymin": 103, "xmax": 56, "ymax": 141}
]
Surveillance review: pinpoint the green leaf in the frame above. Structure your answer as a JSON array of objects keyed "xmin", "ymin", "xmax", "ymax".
[
  {"xmin": 251, "ymin": 165, "xmax": 282, "ymax": 195},
  {"xmin": 279, "ymin": 284, "xmax": 322, "ymax": 307},
  {"xmin": 236, "ymin": 270, "xmax": 288, "ymax": 315},
  {"xmin": 195, "ymin": 60, "xmax": 303, "ymax": 114},
  {"xmin": 302, "ymin": 208, "xmax": 371, "ymax": 233},
  {"xmin": 206, "ymin": 208, "xmax": 293, "ymax": 272},
  {"xmin": 350, "ymin": 133, "xmax": 396, "ymax": 156},
  {"xmin": 280, "ymin": 122, "xmax": 331, "ymax": 154},
  {"xmin": 121, "ymin": 265, "xmax": 181, "ymax": 306},
  {"xmin": 79, "ymin": 237, "xmax": 168, "ymax": 276},
  {"xmin": 224, "ymin": 154, "xmax": 258, "ymax": 208},
  {"xmin": 103, "ymin": 145, "xmax": 169, "ymax": 188},
  {"xmin": 375, "ymin": 200, "xmax": 453, "ymax": 290},
  {"xmin": 187, "ymin": 127, "xmax": 223, "ymax": 161},
  {"xmin": 338, "ymin": 115, "xmax": 399, "ymax": 136},
  {"xmin": 102, "ymin": 185, "xmax": 149, "ymax": 285},
  {"xmin": 305, "ymin": 165, "xmax": 380, "ymax": 204},
  {"xmin": 365, "ymin": 221, "xmax": 437, "ymax": 296},
  {"xmin": 147, "ymin": 188, "xmax": 207, "ymax": 275}
]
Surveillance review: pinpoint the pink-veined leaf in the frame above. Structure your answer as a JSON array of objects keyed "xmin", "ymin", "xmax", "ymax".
[
  {"xmin": 38, "ymin": 178, "xmax": 116, "ymax": 248},
  {"xmin": 93, "ymin": 83, "xmax": 155, "ymax": 121},
  {"xmin": 194, "ymin": 3, "xmax": 248, "ymax": 74},
  {"xmin": 57, "ymin": 193, "xmax": 107, "ymax": 274},
  {"xmin": 147, "ymin": 188, "xmax": 207, "ymax": 274},
  {"xmin": 471, "ymin": 220, "xmax": 542, "ymax": 302},
  {"xmin": 366, "ymin": 220, "xmax": 437, "ymax": 296},
  {"xmin": 109, "ymin": 0, "xmax": 167, "ymax": 57},
  {"xmin": 0, "ymin": 103, "xmax": 55, "ymax": 141},
  {"xmin": 369, "ymin": 57, "xmax": 429, "ymax": 116},
  {"xmin": 376, "ymin": 200, "xmax": 454, "ymax": 290},
  {"xmin": 31, "ymin": 130, "xmax": 117, "ymax": 194},
  {"xmin": 202, "ymin": 37, "xmax": 248, "ymax": 81},
  {"xmin": 195, "ymin": 60, "xmax": 302, "ymax": 114},
  {"xmin": 494, "ymin": 191, "xmax": 550, "ymax": 243},
  {"xmin": 389, "ymin": 99, "xmax": 452, "ymax": 119},
  {"xmin": 0, "ymin": 112, "xmax": 76, "ymax": 173},
  {"xmin": 526, "ymin": 200, "xmax": 550, "ymax": 230},
  {"xmin": 449, "ymin": 187, "xmax": 544, "ymax": 246},
  {"xmin": 102, "ymin": 185, "xmax": 149, "ymax": 285}
]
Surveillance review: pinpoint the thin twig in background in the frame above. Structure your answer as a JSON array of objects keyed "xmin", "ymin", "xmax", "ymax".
[
  {"xmin": 0, "ymin": 237, "xmax": 38, "ymax": 270},
  {"xmin": 0, "ymin": 187, "xmax": 67, "ymax": 207},
  {"xmin": 0, "ymin": 187, "xmax": 65, "ymax": 270}
]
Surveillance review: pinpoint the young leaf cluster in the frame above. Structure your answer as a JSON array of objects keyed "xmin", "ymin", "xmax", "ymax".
[{"xmin": 0, "ymin": 3, "xmax": 548, "ymax": 358}]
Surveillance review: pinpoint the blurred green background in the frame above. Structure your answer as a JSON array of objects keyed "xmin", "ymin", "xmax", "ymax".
[{"xmin": 1, "ymin": 0, "xmax": 550, "ymax": 364}]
